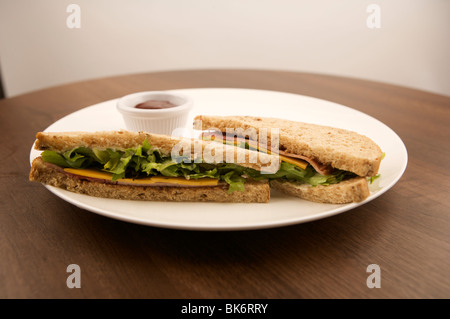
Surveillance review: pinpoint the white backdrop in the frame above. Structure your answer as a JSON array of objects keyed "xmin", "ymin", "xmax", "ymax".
[{"xmin": 0, "ymin": 0, "xmax": 449, "ymax": 97}]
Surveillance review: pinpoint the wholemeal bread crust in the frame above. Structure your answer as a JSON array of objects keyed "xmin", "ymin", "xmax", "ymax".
[
  {"xmin": 34, "ymin": 130, "xmax": 280, "ymax": 173},
  {"xmin": 29, "ymin": 157, "xmax": 270, "ymax": 203},
  {"xmin": 270, "ymin": 177, "xmax": 370, "ymax": 204},
  {"xmin": 194, "ymin": 115, "xmax": 383, "ymax": 177}
]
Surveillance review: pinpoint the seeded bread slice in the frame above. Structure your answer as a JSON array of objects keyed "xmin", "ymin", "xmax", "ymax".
[
  {"xmin": 270, "ymin": 177, "xmax": 370, "ymax": 204},
  {"xmin": 34, "ymin": 130, "xmax": 280, "ymax": 173},
  {"xmin": 194, "ymin": 115, "xmax": 383, "ymax": 177},
  {"xmin": 29, "ymin": 157, "xmax": 271, "ymax": 203}
]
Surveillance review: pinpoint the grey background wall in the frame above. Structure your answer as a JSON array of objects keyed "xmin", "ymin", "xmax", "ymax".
[{"xmin": 1, "ymin": 0, "xmax": 449, "ymax": 97}]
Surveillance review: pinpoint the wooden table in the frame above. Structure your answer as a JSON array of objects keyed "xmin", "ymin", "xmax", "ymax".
[{"xmin": 1, "ymin": 70, "xmax": 449, "ymax": 300}]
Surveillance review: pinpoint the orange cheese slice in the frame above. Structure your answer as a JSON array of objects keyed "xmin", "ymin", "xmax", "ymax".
[
  {"xmin": 63, "ymin": 168, "xmax": 220, "ymax": 186},
  {"xmin": 278, "ymin": 155, "xmax": 308, "ymax": 170}
]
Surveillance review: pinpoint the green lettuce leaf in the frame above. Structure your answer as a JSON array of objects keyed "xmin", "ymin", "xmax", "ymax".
[
  {"xmin": 244, "ymin": 161, "xmax": 354, "ymax": 187},
  {"xmin": 368, "ymin": 174, "xmax": 381, "ymax": 184},
  {"xmin": 40, "ymin": 139, "xmax": 357, "ymax": 193},
  {"xmin": 222, "ymin": 171, "xmax": 246, "ymax": 193},
  {"xmin": 41, "ymin": 150, "xmax": 69, "ymax": 168}
]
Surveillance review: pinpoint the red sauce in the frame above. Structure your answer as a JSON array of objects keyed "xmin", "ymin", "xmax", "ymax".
[{"xmin": 135, "ymin": 99, "xmax": 177, "ymax": 109}]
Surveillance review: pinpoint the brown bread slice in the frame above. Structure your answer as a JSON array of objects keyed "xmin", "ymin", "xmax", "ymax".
[
  {"xmin": 270, "ymin": 177, "xmax": 370, "ymax": 204},
  {"xmin": 30, "ymin": 157, "xmax": 270, "ymax": 203},
  {"xmin": 34, "ymin": 130, "xmax": 280, "ymax": 173},
  {"xmin": 194, "ymin": 115, "xmax": 383, "ymax": 177}
]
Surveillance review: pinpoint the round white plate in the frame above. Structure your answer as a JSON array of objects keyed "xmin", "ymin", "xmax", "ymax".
[{"xmin": 29, "ymin": 88, "xmax": 407, "ymax": 231}]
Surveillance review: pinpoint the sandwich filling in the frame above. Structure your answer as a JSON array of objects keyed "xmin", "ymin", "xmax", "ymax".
[
  {"xmin": 205, "ymin": 132, "xmax": 335, "ymax": 175},
  {"xmin": 39, "ymin": 138, "xmax": 356, "ymax": 193},
  {"xmin": 201, "ymin": 132, "xmax": 357, "ymax": 186}
]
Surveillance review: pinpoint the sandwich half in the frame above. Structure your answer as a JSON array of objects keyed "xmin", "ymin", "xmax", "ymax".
[
  {"xmin": 194, "ymin": 115, "xmax": 384, "ymax": 204},
  {"xmin": 29, "ymin": 130, "xmax": 281, "ymax": 203}
]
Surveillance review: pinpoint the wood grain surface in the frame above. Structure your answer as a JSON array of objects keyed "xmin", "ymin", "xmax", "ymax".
[{"xmin": 1, "ymin": 69, "xmax": 449, "ymax": 299}]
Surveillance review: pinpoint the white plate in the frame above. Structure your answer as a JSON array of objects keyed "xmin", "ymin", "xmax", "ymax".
[{"xmin": 29, "ymin": 88, "xmax": 407, "ymax": 231}]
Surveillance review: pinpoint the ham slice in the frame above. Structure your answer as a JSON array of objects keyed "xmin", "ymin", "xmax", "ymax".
[
  {"xmin": 277, "ymin": 150, "xmax": 334, "ymax": 175},
  {"xmin": 202, "ymin": 132, "xmax": 334, "ymax": 175}
]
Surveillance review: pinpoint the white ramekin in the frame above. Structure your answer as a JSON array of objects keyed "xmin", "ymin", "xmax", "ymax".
[{"xmin": 116, "ymin": 91, "xmax": 194, "ymax": 135}]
